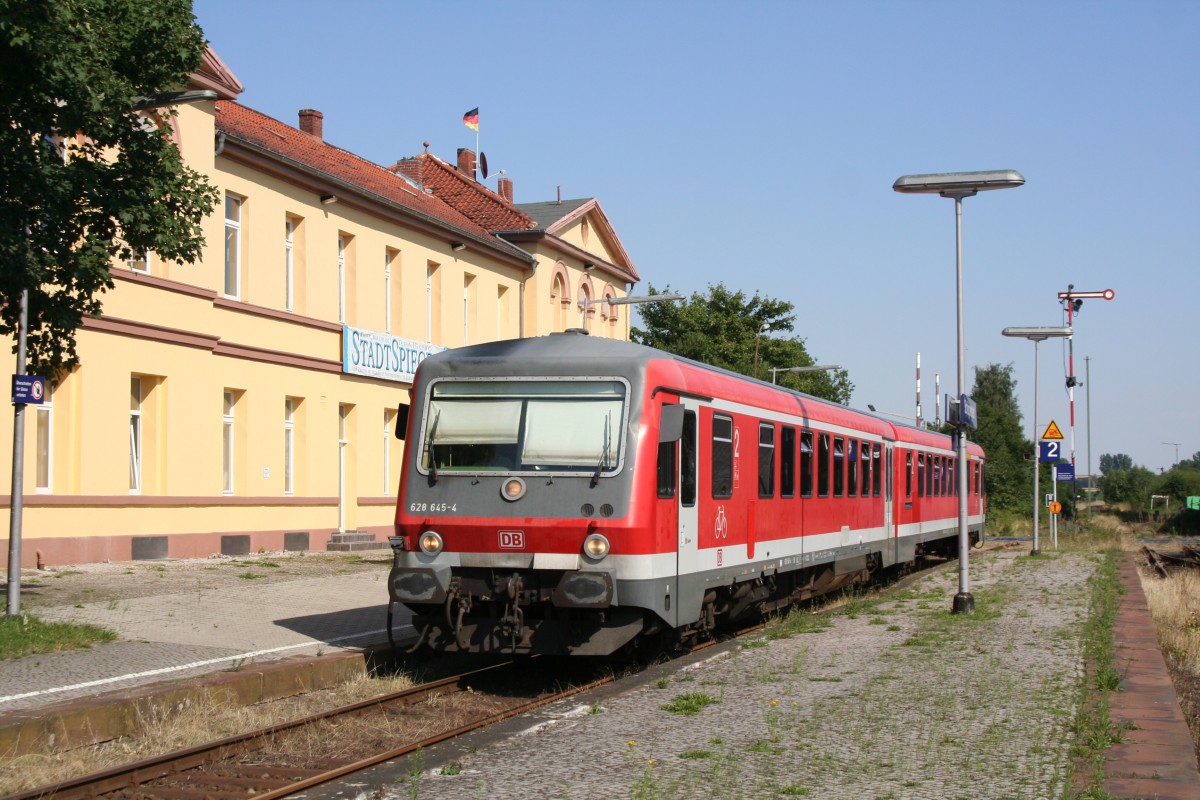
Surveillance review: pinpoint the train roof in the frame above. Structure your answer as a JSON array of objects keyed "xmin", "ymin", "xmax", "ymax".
[{"xmin": 416, "ymin": 333, "xmax": 979, "ymax": 456}]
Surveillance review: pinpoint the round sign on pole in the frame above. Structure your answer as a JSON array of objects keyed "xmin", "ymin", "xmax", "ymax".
[{"xmin": 1049, "ymin": 501, "xmax": 1062, "ymax": 515}]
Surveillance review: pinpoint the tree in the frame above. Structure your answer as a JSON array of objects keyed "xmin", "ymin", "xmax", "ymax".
[
  {"xmin": 1099, "ymin": 453, "xmax": 1133, "ymax": 475},
  {"xmin": 0, "ymin": 0, "xmax": 217, "ymax": 377},
  {"xmin": 1099, "ymin": 465, "xmax": 1154, "ymax": 507},
  {"xmin": 968, "ymin": 363, "xmax": 1032, "ymax": 513},
  {"xmin": 632, "ymin": 283, "xmax": 853, "ymax": 404}
]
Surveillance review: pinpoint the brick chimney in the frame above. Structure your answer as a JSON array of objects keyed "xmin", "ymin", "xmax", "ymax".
[
  {"xmin": 497, "ymin": 175, "xmax": 513, "ymax": 203},
  {"xmin": 298, "ymin": 109, "xmax": 323, "ymax": 140},
  {"xmin": 457, "ymin": 148, "xmax": 477, "ymax": 181}
]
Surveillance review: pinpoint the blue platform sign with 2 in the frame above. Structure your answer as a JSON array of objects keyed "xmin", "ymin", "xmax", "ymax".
[{"xmin": 1039, "ymin": 440, "xmax": 1061, "ymax": 463}]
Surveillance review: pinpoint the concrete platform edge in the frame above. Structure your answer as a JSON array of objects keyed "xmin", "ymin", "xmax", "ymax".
[{"xmin": 0, "ymin": 649, "xmax": 369, "ymax": 758}]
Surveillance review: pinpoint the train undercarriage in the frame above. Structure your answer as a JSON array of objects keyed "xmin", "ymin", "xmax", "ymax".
[{"xmin": 393, "ymin": 535, "xmax": 968, "ymax": 656}]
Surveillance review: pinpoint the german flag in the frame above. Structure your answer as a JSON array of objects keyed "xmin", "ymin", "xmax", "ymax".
[{"xmin": 462, "ymin": 107, "xmax": 479, "ymax": 132}]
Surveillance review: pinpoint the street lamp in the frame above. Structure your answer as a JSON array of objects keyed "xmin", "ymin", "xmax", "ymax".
[
  {"xmin": 6, "ymin": 90, "xmax": 218, "ymax": 618},
  {"xmin": 770, "ymin": 365, "xmax": 841, "ymax": 384},
  {"xmin": 1002, "ymin": 326, "xmax": 1073, "ymax": 556},
  {"xmin": 894, "ymin": 169, "xmax": 1025, "ymax": 614}
]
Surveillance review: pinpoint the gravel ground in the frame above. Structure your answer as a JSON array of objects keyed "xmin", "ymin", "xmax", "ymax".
[{"xmin": 390, "ymin": 549, "xmax": 1096, "ymax": 800}]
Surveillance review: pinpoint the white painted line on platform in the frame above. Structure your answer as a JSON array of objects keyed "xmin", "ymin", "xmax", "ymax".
[{"xmin": 0, "ymin": 626, "xmax": 404, "ymax": 706}]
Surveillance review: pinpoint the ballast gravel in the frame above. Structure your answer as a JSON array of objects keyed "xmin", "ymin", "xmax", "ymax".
[{"xmin": 388, "ymin": 549, "xmax": 1096, "ymax": 800}]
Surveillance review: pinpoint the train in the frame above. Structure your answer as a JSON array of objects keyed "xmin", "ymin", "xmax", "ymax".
[{"xmin": 387, "ymin": 332, "xmax": 985, "ymax": 656}]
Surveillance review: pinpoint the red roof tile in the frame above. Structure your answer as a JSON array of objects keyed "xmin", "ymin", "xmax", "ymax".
[
  {"xmin": 214, "ymin": 101, "xmax": 532, "ymax": 261},
  {"xmin": 390, "ymin": 153, "xmax": 536, "ymax": 233}
]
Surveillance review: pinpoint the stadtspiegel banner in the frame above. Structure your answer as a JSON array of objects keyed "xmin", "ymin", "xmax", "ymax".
[{"xmin": 342, "ymin": 325, "xmax": 446, "ymax": 383}]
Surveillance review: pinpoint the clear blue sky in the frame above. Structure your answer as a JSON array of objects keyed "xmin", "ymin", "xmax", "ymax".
[{"xmin": 194, "ymin": 0, "xmax": 1199, "ymax": 476}]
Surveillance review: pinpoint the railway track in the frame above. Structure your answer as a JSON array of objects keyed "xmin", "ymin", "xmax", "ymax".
[
  {"xmin": 10, "ymin": 556, "xmax": 958, "ymax": 800},
  {"xmin": 1142, "ymin": 544, "xmax": 1200, "ymax": 578},
  {"xmin": 8, "ymin": 660, "xmax": 610, "ymax": 800}
]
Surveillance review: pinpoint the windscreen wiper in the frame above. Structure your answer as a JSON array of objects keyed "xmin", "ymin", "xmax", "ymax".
[
  {"xmin": 425, "ymin": 411, "xmax": 440, "ymax": 485},
  {"xmin": 590, "ymin": 412, "xmax": 611, "ymax": 488}
]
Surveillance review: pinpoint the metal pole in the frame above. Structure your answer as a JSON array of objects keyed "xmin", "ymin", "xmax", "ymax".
[
  {"xmin": 6, "ymin": 289, "xmax": 28, "ymax": 617},
  {"xmin": 1086, "ymin": 356, "xmax": 1092, "ymax": 518},
  {"xmin": 952, "ymin": 195, "xmax": 973, "ymax": 614},
  {"xmin": 1032, "ymin": 338, "xmax": 1041, "ymax": 556}
]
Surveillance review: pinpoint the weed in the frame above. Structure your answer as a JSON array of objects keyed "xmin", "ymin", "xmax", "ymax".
[
  {"xmin": 440, "ymin": 760, "xmax": 462, "ymax": 776},
  {"xmin": 238, "ymin": 572, "xmax": 263, "ymax": 580},
  {"xmin": 660, "ymin": 692, "xmax": 719, "ymax": 716},
  {"xmin": 654, "ymin": 676, "xmax": 670, "ymax": 689},
  {"xmin": 106, "ymin": 598, "xmax": 118, "ymax": 610},
  {"xmin": 0, "ymin": 614, "xmax": 116, "ymax": 660}
]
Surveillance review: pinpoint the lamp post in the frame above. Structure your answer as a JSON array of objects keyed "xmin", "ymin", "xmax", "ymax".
[
  {"xmin": 894, "ymin": 169, "xmax": 1025, "ymax": 614},
  {"xmin": 769, "ymin": 365, "xmax": 841, "ymax": 384},
  {"xmin": 6, "ymin": 90, "xmax": 217, "ymax": 618},
  {"xmin": 1002, "ymin": 326, "xmax": 1073, "ymax": 555}
]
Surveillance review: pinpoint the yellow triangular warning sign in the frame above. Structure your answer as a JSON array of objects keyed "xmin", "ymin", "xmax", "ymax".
[{"xmin": 1041, "ymin": 420, "xmax": 1064, "ymax": 440}]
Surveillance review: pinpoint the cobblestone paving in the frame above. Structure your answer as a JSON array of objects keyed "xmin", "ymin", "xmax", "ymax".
[{"xmin": 393, "ymin": 550, "xmax": 1096, "ymax": 800}]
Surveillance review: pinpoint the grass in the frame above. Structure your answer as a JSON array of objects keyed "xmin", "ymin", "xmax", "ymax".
[
  {"xmin": 0, "ymin": 614, "xmax": 116, "ymax": 660},
  {"xmin": 660, "ymin": 692, "xmax": 719, "ymax": 716}
]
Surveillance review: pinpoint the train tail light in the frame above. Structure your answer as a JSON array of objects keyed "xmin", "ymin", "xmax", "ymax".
[
  {"xmin": 419, "ymin": 530, "xmax": 444, "ymax": 555},
  {"xmin": 583, "ymin": 533, "xmax": 610, "ymax": 560}
]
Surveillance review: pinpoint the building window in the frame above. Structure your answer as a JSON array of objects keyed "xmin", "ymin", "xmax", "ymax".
[
  {"xmin": 497, "ymin": 286, "xmax": 508, "ymax": 340},
  {"xmin": 128, "ymin": 250, "xmax": 151, "ymax": 275},
  {"xmin": 284, "ymin": 397, "xmax": 295, "ymax": 496},
  {"xmin": 382, "ymin": 409, "xmax": 392, "ymax": 495},
  {"xmin": 385, "ymin": 248, "xmax": 399, "ymax": 333},
  {"xmin": 284, "ymin": 219, "xmax": 294, "ymax": 312},
  {"xmin": 426, "ymin": 261, "xmax": 441, "ymax": 342},
  {"xmin": 35, "ymin": 390, "xmax": 53, "ymax": 493},
  {"xmin": 337, "ymin": 235, "xmax": 346, "ymax": 323},
  {"xmin": 223, "ymin": 390, "xmax": 236, "ymax": 494},
  {"xmin": 224, "ymin": 194, "xmax": 242, "ymax": 298},
  {"xmin": 552, "ymin": 272, "xmax": 567, "ymax": 331},
  {"xmin": 463, "ymin": 274, "xmax": 476, "ymax": 345},
  {"xmin": 130, "ymin": 377, "xmax": 143, "ymax": 493}
]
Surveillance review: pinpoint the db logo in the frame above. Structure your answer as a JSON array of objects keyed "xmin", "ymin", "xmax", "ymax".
[{"xmin": 499, "ymin": 530, "xmax": 525, "ymax": 549}]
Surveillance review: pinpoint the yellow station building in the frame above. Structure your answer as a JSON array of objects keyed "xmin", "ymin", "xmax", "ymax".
[{"xmin": 0, "ymin": 48, "xmax": 642, "ymax": 566}]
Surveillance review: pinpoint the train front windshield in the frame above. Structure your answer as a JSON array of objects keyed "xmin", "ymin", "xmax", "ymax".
[{"xmin": 419, "ymin": 379, "xmax": 628, "ymax": 475}]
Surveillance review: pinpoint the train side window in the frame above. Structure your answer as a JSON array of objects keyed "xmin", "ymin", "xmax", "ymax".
[
  {"xmin": 917, "ymin": 453, "xmax": 925, "ymax": 497},
  {"xmin": 817, "ymin": 433, "xmax": 830, "ymax": 498},
  {"xmin": 952, "ymin": 458, "xmax": 959, "ymax": 496},
  {"xmin": 980, "ymin": 462, "xmax": 986, "ymax": 497},
  {"xmin": 681, "ymin": 410, "xmax": 697, "ymax": 507},
  {"xmin": 934, "ymin": 457, "xmax": 942, "ymax": 496},
  {"xmin": 780, "ymin": 426, "xmax": 796, "ymax": 498},
  {"xmin": 973, "ymin": 461, "xmax": 980, "ymax": 496},
  {"xmin": 864, "ymin": 441, "xmax": 873, "ymax": 496},
  {"xmin": 847, "ymin": 439, "xmax": 859, "ymax": 497},
  {"xmin": 758, "ymin": 423, "xmax": 775, "ymax": 498},
  {"xmin": 656, "ymin": 438, "xmax": 676, "ymax": 499},
  {"xmin": 800, "ymin": 429, "xmax": 814, "ymax": 498},
  {"xmin": 873, "ymin": 443, "xmax": 882, "ymax": 496},
  {"xmin": 832, "ymin": 436, "xmax": 844, "ymax": 497},
  {"xmin": 905, "ymin": 451, "xmax": 913, "ymax": 498},
  {"xmin": 712, "ymin": 414, "xmax": 734, "ymax": 499}
]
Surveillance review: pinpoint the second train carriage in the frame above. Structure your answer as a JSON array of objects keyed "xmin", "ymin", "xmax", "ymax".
[{"xmin": 388, "ymin": 332, "xmax": 985, "ymax": 655}]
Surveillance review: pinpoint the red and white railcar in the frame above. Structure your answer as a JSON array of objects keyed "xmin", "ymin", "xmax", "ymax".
[{"xmin": 389, "ymin": 333, "xmax": 984, "ymax": 655}]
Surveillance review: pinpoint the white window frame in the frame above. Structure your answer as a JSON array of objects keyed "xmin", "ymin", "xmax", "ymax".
[
  {"xmin": 130, "ymin": 377, "xmax": 142, "ymax": 494},
  {"xmin": 223, "ymin": 390, "xmax": 235, "ymax": 495},
  {"xmin": 224, "ymin": 194, "xmax": 242, "ymax": 299},
  {"xmin": 383, "ymin": 409, "xmax": 392, "ymax": 495},
  {"xmin": 463, "ymin": 277, "xmax": 470, "ymax": 346},
  {"xmin": 426, "ymin": 263, "xmax": 434, "ymax": 342},
  {"xmin": 384, "ymin": 251, "xmax": 393, "ymax": 333},
  {"xmin": 337, "ymin": 235, "xmax": 346, "ymax": 323},
  {"xmin": 284, "ymin": 397, "xmax": 295, "ymax": 496},
  {"xmin": 35, "ymin": 393, "xmax": 53, "ymax": 493},
  {"xmin": 128, "ymin": 249, "xmax": 151, "ymax": 275},
  {"xmin": 284, "ymin": 219, "xmax": 294, "ymax": 312}
]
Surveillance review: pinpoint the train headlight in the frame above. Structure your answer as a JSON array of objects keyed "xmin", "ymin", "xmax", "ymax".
[
  {"xmin": 501, "ymin": 477, "xmax": 527, "ymax": 502},
  {"xmin": 419, "ymin": 530, "xmax": 444, "ymax": 555},
  {"xmin": 583, "ymin": 533, "xmax": 610, "ymax": 560}
]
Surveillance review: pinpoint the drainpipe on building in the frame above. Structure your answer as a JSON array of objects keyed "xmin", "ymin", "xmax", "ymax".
[{"xmin": 519, "ymin": 262, "xmax": 537, "ymax": 339}]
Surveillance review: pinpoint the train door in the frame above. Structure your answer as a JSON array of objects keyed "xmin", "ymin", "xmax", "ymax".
[{"xmin": 884, "ymin": 443, "xmax": 895, "ymax": 539}]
